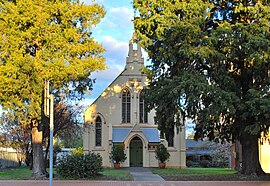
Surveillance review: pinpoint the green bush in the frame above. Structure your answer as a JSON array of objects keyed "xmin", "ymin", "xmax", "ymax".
[
  {"xmin": 72, "ymin": 147, "xmax": 84, "ymax": 155},
  {"xmin": 110, "ymin": 145, "xmax": 127, "ymax": 164},
  {"xmin": 186, "ymin": 160, "xmax": 200, "ymax": 167},
  {"xmin": 56, "ymin": 152, "xmax": 103, "ymax": 179},
  {"xmin": 200, "ymin": 160, "xmax": 211, "ymax": 168},
  {"xmin": 155, "ymin": 143, "xmax": 170, "ymax": 163}
]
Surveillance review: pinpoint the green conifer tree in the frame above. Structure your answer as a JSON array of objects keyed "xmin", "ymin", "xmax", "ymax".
[{"xmin": 134, "ymin": 0, "xmax": 270, "ymax": 175}]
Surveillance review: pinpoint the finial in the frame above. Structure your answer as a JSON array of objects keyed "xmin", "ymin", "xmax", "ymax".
[{"xmin": 130, "ymin": 32, "xmax": 137, "ymax": 44}]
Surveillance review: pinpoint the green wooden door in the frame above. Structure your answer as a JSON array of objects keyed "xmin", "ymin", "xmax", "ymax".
[{"xmin": 130, "ymin": 136, "xmax": 143, "ymax": 167}]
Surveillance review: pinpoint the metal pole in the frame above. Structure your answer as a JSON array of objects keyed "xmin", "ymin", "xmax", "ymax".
[
  {"xmin": 49, "ymin": 94, "xmax": 54, "ymax": 186},
  {"xmin": 44, "ymin": 80, "xmax": 50, "ymax": 117}
]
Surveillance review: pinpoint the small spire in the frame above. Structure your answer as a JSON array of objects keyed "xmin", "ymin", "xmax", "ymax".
[
  {"xmin": 128, "ymin": 32, "xmax": 142, "ymax": 57},
  {"xmin": 126, "ymin": 32, "xmax": 144, "ymax": 68},
  {"xmin": 130, "ymin": 32, "xmax": 137, "ymax": 43}
]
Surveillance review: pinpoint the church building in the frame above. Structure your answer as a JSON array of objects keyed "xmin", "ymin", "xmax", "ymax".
[{"xmin": 83, "ymin": 37, "xmax": 186, "ymax": 168}]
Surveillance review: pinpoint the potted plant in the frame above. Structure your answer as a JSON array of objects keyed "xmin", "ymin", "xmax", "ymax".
[
  {"xmin": 110, "ymin": 145, "xmax": 127, "ymax": 168},
  {"xmin": 155, "ymin": 143, "xmax": 170, "ymax": 168}
]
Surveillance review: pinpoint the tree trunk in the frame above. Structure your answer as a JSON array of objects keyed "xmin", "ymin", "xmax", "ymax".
[
  {"xmin": 16, "ymin": 147, "xmax": 22, "ymax": 167},
  {"xmin": 25, "ymin": 143, "xmax": 32, "ymax": 169},
  {"xmin": 44, "ymin": 137, "xmax": 50, "ymax": 169},
  {"xmin": 32, "ymin": 125, "xmax": 46, "ymax": 179},
  {"xmin": 240, "ymin": 132, "xmax": 265, "ymax": 176}
]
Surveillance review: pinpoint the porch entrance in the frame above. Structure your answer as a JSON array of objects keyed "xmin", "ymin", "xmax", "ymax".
[{"xmin": 130, "ymin": 136, "xmax": 143, "ymax": 167}]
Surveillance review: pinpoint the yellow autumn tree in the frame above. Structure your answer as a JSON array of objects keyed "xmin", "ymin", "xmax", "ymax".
[{"xmin": 0, "ymin": 0, "xmax": 106, "ymax": 178}]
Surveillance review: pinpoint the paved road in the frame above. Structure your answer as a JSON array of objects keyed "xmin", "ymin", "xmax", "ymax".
[{"xmin": 0, "ymin": 180, "xmax": 270, "ymax": 186}]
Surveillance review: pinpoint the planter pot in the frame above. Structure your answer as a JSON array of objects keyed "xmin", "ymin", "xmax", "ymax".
[
  {"xmin": 159, "ymin": 162, "xmax": 166, "ymax": 169},
  {"xmin": 114, "ymin": 163, "xmax": 120, "ymax": 169}
]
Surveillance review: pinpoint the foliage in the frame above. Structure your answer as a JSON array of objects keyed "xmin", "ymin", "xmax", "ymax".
[
  {"xmin": 0, "ymin": 0, "xmax": 106, "ymax": 177},
  {"xmin": 69, "ymin": 138, "xmax": 83, "ymax": 149},
  {"xmin": 56, "ymin": 152, "xmax": 103, "ymax": 179},
  {"xmin": 53, "ymin": 145, "xmax": 62, "ymax": 154},
  {"xmin": 110, "ymin": 145, "xmax": 127, "ymax": 164},
  {"xmin": 186, "ymin": 160, "xmax": 200, "ymax": 168},
  {"xmin": 0, "ymin": 0, "xmax": 106, "ymax": 124},
  {"xmin": 0, "ymin": 112, "xmax": 31, "ymax": 165},
  {"xmin": 211, "ymin": 143, "xmax": 231, "ymax": 168},
  {"xmin": 155, "ymin": 144, "xmax": 170, "ymax": 163},
  {"xmin": 133, "ymin": 0, "xmax": 270, "ymax": 175},
  {"xmin": 200, "ymin": 160, "xmax": 211, "ymax": 168},
  {"xmin": 44, "ymin": 102, "xmax": 83, "ymax": 164},
  {"xmin": 44, "ymin": 102, "xmax": 83, "ymax": 146},
  {"xmin": 72, "ymin": 147, "xmax": 84, "ymax": 155},
  {"xmin": 52, "ymin": 102, "xmax": 83, "ymax": 148}
]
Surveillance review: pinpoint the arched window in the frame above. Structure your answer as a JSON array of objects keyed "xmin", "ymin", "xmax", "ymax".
[
  {"xmin": 166, "ymin": 128, "xmax": 174, "ymax": 147},
  {"xmin": 95, "ymin": 116, "xmax": 102, "ymax": 146},
  {"xmin": 139, "ymin": 91, "xmax": 148, "ymax": 123},
  {"xmin": 122, "ymin": 88, "xmax": 131, "ymax": 123}
]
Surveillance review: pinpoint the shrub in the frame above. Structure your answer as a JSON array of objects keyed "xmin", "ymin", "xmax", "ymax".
[
  {"xmin": 200, "ymin": 160, "xmax": 211, "ymax": 168},
  {"xmin": 155, "ymin": 143, "xmax": 170, "ymax": 163},
  {"xmin": 72, "ymin": 147, "xmax": 84, "ymax": 155},
  {"xmin": 110, "ymin": 145, "xmax": 127, "ymax": 164},
  {"xmin": 53, "ymin": 145, "xmax": 62, "ymax": 165},
  {"xmin": 56, "ymin": 152, "xmax": 103, "ymax": 179},
  {"xmin": 186, "ymin": 160, "xmax": 199, "ymax": 167},
  {"xmin": 211, "ymin": 142, "xmax": 231, "ymax": 168}
]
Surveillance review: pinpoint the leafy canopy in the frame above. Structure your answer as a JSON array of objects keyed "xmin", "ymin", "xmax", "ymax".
[
  {"xmin": 133, "ymin": 0, "xmax": 270, "ymax": 142},
  {"xmin": 0, "ymin": 0, "xmax": 106, "ymax": 124}
]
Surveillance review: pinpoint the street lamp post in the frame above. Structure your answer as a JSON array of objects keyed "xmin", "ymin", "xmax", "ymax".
[{"xmin": 44, "ymin": 80, "xmax": 54, "ymax": 186}]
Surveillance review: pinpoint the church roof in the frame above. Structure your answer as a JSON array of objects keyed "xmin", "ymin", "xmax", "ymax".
[
  {"xmin": 112, "ymin": 128, "xmax": 160, "ymax": 143},
  {"xmin": 141, "ymin": 128, "xmax": 160, "ymax": 143},
  {"xmin": 112, "ymin": 128, "xmax": 131, "ymax": 143}
]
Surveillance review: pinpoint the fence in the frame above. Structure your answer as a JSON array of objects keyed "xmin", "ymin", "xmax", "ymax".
[
  {"xmin": 0, "ymin": 148, "xmax": 20, "ymax": 167},
  {"xmin": 0, "ymin": 147, "xmax": 75, "ymax": 168}
]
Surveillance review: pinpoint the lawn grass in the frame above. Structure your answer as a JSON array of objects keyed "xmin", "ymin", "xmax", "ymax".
[
  {"xmin": 0, "ymin": 166, "xmax": 133, "ymax": 181},
  {"xmin": 0, "ymin": 166, "xmax": 32, "ymax": 180},
  {"xmin": 152, "ymin": 167, "xmax": 240, "ymax": 181},
  {"xmin": 55, "ymin": 168, "xmax": 133, "ymax": 181},
  {"xmin": 2, "ymin": 166, "xmax": 269, "ymax": 181},
  {"xmin": 152, "ymin": 167, "xmax": 237, "ymax": 177},
  {"xmin": 152, "ymin": 167, "xmax": 270, "ymax": 181},
  {"xmin": 98, "ymin": 168, "xmax": 133, "ymax": 181}
]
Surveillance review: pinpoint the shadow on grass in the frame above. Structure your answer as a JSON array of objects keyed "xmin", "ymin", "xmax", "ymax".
[
  {"xmin": 0, "ymin": 166, "xmax": 32, "ymax": 180},
  {"xmin": 152, "ymin": 168, "xmax": 270, "ymax": 181}
]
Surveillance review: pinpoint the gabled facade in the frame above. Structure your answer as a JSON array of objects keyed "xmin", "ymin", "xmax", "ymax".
[{"xmin": 83, "ymin": 38, "xmax": 186, "ymax": 168}]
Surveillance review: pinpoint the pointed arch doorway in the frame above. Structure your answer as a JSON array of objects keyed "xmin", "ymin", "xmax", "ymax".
[{"xmin": 129, "ymin": 136, "xmax": 143, "ymax": 167}]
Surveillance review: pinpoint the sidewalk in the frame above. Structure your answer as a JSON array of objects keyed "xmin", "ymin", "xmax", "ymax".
[{"xmin": 128, "ymin": 167, "xmax": 165, "ymax": 181}]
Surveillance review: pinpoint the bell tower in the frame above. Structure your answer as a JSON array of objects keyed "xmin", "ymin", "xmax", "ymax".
[{"xmin": 124, "ymin": 33, "xmax": 144, "ymax": 75}]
